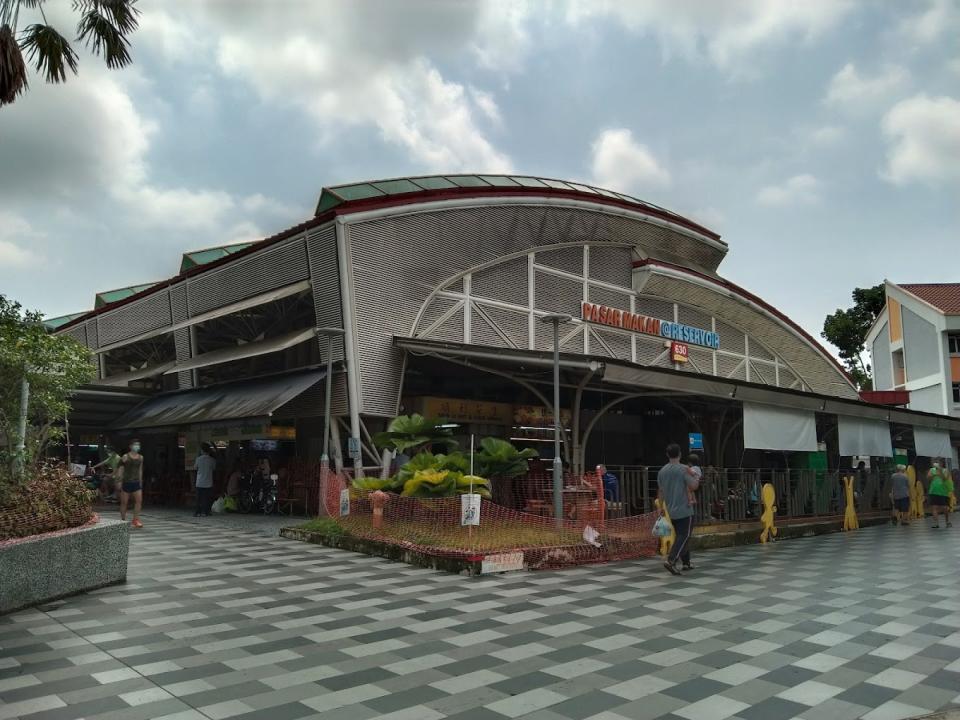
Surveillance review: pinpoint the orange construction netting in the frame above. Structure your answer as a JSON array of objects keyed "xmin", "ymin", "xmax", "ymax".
[{"xmin": 319, "ymin": 468, "xmax": 658, "ymax": 569}]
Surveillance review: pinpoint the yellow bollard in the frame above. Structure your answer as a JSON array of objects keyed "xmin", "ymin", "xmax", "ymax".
[
  {"xmin": 654, "ymin": 498, "xmax": 675, "ymax": 558},
  {"xmin": 910, "ymin": 467, "xmax": 925, "ymax": 520},
  {"xmin": 759, "ymin": 483, "xmax": 778, "ymax": 543},
  {"xmin": 842, "ymin": 476, "xmax": 859, "ymax": 531}
]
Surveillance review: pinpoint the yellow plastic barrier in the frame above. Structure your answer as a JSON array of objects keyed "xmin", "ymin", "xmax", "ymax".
[
  {"xmin": 760, "ymin": 483, "xmax": 778, "ymax": 543},
  {"xmin": 842, "ymin": 476, "xmax": 859, "ymax": 531}
]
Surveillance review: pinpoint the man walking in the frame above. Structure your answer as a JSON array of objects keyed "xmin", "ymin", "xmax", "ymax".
[
  {"xmin": 193, "ymin": 443, "xmax": 217, "ymax": 517},
  {"xmin": 890, "ymin": 464, "xmax": 911, "ymax": 526},
  {"xmin": 658, "ymin": 442, "xmax": 700, "ymax": 575}
]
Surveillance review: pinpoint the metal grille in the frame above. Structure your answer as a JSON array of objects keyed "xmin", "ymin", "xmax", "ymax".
[
  {"xmin": 750, "ymin": 360, "xmax": 776, "ymax": 385},
  {"xmin": 346, "ymin": 202, "xmax": 727, "ymax": 416},
  {"xmin": 587, "ymin": 286, "xmax": 632, "ymax": 312},
  {"xmin": 779, "ymin": 365, "xmax": 800, "ymax": 388},
  {"xmin": 62, "ymin": 324, "xmax": 87, "ymax": 346},
  {"xmin": 687, "ymin": 346, "xmax": 714, "ymax": 374},
  {"xmin": 273, "ymin": 373, "xmax": 347, "ymax": 419},
  {"xmin": 416, "ymin": 297, "xmax": 461, "ymax": 336},
  {"xmin": 174, "ymin": 328, "xmax": 193, "ymax": 390},
  {"xmin": 306, "ymin": 225, "xmax": 344, "ymax": 364},
  {"xmin": 97, "ymin": 291, "xmax": 171, "ymax": 347},
  {"xmin": 717, "ymin": 353, "xmax": 744, "ymax": 379},
  {"xmin": 470, "ymin": 307, "xmax": 511, "ymax": 348},
  {"xmin": 643, "ymin": 273, "xmax": 856, "ymax": 397},
  {"xmin": 170, "ymin": 284, "xmax": 188, "ymax": 324},
  {"xmin": 445, "ymin": 277, "xmax": 464, "ymax": 293},
  {"xmin": 187, "ymin": 236, "xmax": 309, "ymax": 316},
  {"xmin": 635, "ymin": 296, "xmax": 675, "ymax": 322},
  {"xmin": 472, "ymin": 256, "xmax": 527, "ymax": 306},
  {"xmin": 676, "ymin": 304, "xmax": 712, "ymax": 332},
  {"xmin": 425, "ymin": 309, "xmax": 465, "ymax": 343},
  {"xmin": 592, "ymin": 328, "xmax": 631, "ymax": 361},
  {"xmin": 588, "ymin": 246, "xmax": 633, "ymax": 288},
  {"xmin": 714, "ymin": 318, "xmax": 746, "ymax": 354},
  {"xmin": 84, "ymin": 320, "xmax": 98, "ymax": 350},
  {"xmin": 534, "ymin": 271, "xmax": 582, "ymax": 317},
  {"xmin": 535, "ymin": 246, "xmax": 582, "ymax": 275},
  {"xmin": 636, "ymin": 335, "xmax": 665, "ymax": 365},
  {"xmin": 749, "ymin": 340, "xmax": 776, "ymax": 361},
  {"xmin": 478, "ymin": 304, "xmax": 528, "ymax": 349}
]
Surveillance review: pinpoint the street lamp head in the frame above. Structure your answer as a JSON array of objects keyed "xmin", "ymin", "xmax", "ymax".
[
  {"xmin": 540, "ymin": 313, "xmax": 573, "ymax": 324},
  {"xmin": 315, "ymin": 326, "xmax": 346, "ymax": 337}
]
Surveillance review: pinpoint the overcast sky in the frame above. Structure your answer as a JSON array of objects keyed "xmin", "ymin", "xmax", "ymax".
[{"xmin": 1, "ymin": 1, "xmax": 957, "ymax": 355}]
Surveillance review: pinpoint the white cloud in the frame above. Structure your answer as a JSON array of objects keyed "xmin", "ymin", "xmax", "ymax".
[
  {"xmin": 899, "ymin": 0, "xmax": 960, "ymax": 44},
  {"xmin": 567, "ymin": 0, "xmax": 853, "ymax": 73},
  {"xmin": 756, "ymin": 174, "xmax": 820, "ymax": 206},
  {"xmin": 809, "ymin": 125, "xmax": 846, "ymax": 146},
  {"xmin": 591, "ymin": 129, "xmax": 671, "ymax": 193},
  {"xmin": 0, "ymin": 213, "xmax": 43, "ymax": 267},
  {"xmin": 881, "ymin": 94, "xmax": 960, "ymax": 186},
  {"xmin": 188, "ymin": 2, "xmax": 515, "ymax": 173},
  {"xmin": 824, "ymin": 63, "xmax": 909, "ymax": 110}
]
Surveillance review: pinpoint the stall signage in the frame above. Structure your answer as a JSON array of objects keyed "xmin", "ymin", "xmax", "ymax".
[
  {"xmin": 671, "ymin": 341, "xmax": 689, "ymax": 363},
  {"xmin": 581, "ymin": 301, "xmax": 720, "ymax": 349},
  {"xmin": 420, "ymin": 397, "xmax": 512, "ymax": 426},
  {"xmin": 513, "ymin": 405, "xmax": 572, "ymax": 428}
]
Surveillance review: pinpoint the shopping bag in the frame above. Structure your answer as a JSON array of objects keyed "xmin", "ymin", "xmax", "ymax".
[
  {"xmin": 652, "ymin": 516, "xmax": 672, "ymax": 537},
  {"xmin": 211, "ymin": 496, "xmax": 225, "ymax": 514},
  {"xmin": 224, "ymin": 496, "xmax": 237, "ymax": 512}
]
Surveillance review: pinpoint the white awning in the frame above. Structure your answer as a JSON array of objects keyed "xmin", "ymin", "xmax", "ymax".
[
  {"xmin": 164, "ymin": 328, "xmax": 315, "ymax": 374},
  {"xmin": 743, "ymin": 403, "xmax": 818, "ymax": 451},
  {"xmin": 838, "ymin": 415, "xmax": 893, "ymax": 457},
  {"xmin": 914, "ymin": 427, "xmax": 952, "ymax": 458},
  {"xmin": 94, "ymin": 362, "xmax": 177, "ymax": 387}
]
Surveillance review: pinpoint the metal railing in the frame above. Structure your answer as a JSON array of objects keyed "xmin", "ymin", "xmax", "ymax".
[{"xmin": 598, "ymin": 466, "xmax": 894, "ymax": 523}]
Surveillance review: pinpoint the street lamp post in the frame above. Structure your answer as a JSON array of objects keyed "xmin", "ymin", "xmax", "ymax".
[
  {"xmin": 315, "ymin": 327, "xmax": 346, "ymax": 471},
  {"xmin": 539, "ymin": 313, "xmax": 572, "ymax": 524}
]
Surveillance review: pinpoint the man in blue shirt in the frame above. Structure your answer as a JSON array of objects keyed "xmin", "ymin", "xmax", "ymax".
[{"xmin": 658, "ymin": 442, "xmax": 700, "ymax": 575}]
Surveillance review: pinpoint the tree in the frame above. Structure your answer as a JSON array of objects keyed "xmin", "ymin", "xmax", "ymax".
[
  {"xmin": 0, "ymin": 294, "xmax": 95, "ymax": 492},
  {"xmin": 0, "ymin": 0, "xmax": 139, "ymax": 107},
  {"xmin": 822, "ymin": 284, "xmax": 885, "ymax": 390}
]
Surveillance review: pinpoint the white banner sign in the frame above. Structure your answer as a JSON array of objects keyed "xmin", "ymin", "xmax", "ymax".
[
  {"xmin": 339, "ymin": 488, "xmax": 350, "ymax": 517},
  {"xmin": 913, "ymin": 427, "xmax": 952, "ymax": 458},
  {"xmin": 743, "ymin": 403, "xmax": 818, "ymax": 452},
  {"xmin": 481, "ymin": 552, "xmax": 524, "ymax": 574},
  {"xmin": 838, "ymin": 416, "xmax": 893, "ymax": 457},
  {"xmin": 460, "ymin": 493, "xmax": 481, "ymax": 526}
]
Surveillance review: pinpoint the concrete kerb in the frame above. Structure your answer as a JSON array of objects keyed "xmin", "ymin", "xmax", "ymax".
[{"xmin": 0, "ymin": 517, "xmax": 129, "ymax": 615}]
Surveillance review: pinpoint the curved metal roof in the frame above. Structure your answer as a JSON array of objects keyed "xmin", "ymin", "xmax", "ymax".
[{"xmin": 316, "ymin": 174, "xmax": 722, "ymax": 243}]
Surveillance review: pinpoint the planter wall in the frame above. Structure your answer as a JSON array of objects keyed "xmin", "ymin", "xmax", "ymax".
[{"xmin": 0, "ymin": 518, "xmax": 129, "ymax": 615}]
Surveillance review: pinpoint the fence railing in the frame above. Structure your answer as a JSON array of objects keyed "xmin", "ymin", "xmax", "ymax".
[{"xmin": 577, "ymin": 466, "xmax": 894, "ymax": 523}]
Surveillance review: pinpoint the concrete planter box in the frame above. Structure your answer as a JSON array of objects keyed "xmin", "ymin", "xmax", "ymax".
[{"xmin": 0, "ymin": 518, "xmax": 129, "ymax": 615}]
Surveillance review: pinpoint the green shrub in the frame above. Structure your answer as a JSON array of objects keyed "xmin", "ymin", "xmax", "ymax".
[{"xmin": 298, "ymin": 517, "xmax": 346, "ymax": 537}]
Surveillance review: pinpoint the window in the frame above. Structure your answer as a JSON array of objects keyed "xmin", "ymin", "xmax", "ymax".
[
  {"xmin": 949, "ymin": 335, "xmax": 960, "ymax": 354},
  {"xmin": 954, "ymin": 382, "xmax": 960, "ymax": 405}
]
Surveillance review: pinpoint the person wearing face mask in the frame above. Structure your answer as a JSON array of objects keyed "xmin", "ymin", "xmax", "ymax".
[
  {"xmin": 928, "ymin": 459, "xmax": 953, "ymax": 529},
  {"xmin": 119, "ymin": 439, "xmax": 145, "ymax": 529}
]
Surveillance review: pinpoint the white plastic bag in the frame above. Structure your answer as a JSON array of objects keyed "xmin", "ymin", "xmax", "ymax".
[
  {"xmin": 210, "ymin": 496, "xmax": 225, "ymax": 514},
  {"xmin": 652, "ymin": 516, "xmax": 672, "ymax": 538}
]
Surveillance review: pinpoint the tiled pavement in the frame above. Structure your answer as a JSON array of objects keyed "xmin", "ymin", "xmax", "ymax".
[{"xmin": 1, "ymin": 517, "xmax": 959, "ymax": 720}]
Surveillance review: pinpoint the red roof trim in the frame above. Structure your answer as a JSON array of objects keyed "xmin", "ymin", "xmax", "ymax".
[
  {"xmin": 632, "ymin": 258, "xmax": 855, "ymax": 387},
  {"xmin": 60, "ymin": 187, "xmax": 722, "ymax": 333}
]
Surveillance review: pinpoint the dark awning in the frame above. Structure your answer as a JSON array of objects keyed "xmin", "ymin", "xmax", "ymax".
[
  {"xmin": 112, "ymin": 370, "xmax": 324, "ymax": 430},
  {"xmin": 68, "ymin": 386, "xmax": 153, "ymax": 431}
]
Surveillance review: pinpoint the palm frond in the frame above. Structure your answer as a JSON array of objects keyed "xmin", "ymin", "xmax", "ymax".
[
  {"xmin": 19, "ymin": 0, "xmax": 46, "ymax": 8},
  {"xmin": 76, "ymin": 7, "xmax": 131, "ymax": 68},
  {"xmin": 73, "ymin": 0, "xmax": 139, "ymax": 34},
  {"xmin": 19, "ymin": 23, "xmax": 77, "ymax": 83},
  {"xmin": 0, "ymin": 23, "xmax": 27, "ymax": 106}
]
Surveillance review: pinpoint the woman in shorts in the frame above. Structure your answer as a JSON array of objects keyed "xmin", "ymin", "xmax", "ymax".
[{"xmin": 119, "ymin": 439, "xmax": 145, "ymax": 529}]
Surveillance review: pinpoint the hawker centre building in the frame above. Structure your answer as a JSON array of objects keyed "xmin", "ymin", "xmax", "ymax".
[{"xmin": 54, "ymin": 174, "xmax": 960, "ymax": 489}]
